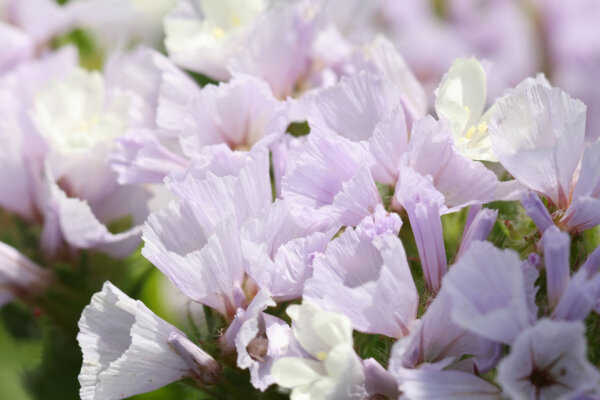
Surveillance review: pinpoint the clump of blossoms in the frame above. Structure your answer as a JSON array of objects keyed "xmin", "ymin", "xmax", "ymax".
[{"xmin": 1, "ymin": 1, "xmax": 600, "ymax": 400}]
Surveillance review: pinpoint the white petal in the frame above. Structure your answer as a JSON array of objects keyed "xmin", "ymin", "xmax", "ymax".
[
  {"xmin": 272, "ymin": 357, "xmax": 324, "ymax": 388},
  {"xmin": 435, "ymin": 58, "xmax": 487, "ymax": 140},
  {"xmin": 488, "ymin": 76, "xmax": 586, "ymax": 208}
]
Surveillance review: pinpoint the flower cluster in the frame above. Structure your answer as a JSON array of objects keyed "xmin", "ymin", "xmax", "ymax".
[{"xmin": 1, "ymin": 1, "xmax": 600, "ymax": 400}]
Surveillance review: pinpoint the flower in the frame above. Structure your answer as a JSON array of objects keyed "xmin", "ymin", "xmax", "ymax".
[
  {"xmin": 497, "ymin": 319, "xmax": 599, "ymax": 400},
  {"xmin": 304, "ymin": 212, "xmax": 417, "ymax": 338},
  {"xmin": 0, "ymin": 242, "xmax": 50, "ymax": 307},
  {"xmin": 434, "ymin": 57, "xmax": 497, "ymax": 161},
  {"xmin": 271, "ymin": 302, "xmax": 367, "ymax": 400},
  {"xmin": 78, "ymin": 281, "xmax": 220, "ymax": 400},
  {"xmin": 164, "ymin": 0, "xmax": 268, "ymax": 80}
]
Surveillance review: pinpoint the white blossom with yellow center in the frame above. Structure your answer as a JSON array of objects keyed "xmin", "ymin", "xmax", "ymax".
[
  {"xmin": 435, "ymin": 57, "xmax": 498, "ymax": 162},
  {"xmin": 164, "ymin": 0, "xmax": 266, "ymax": 79},
  {"xmin": 32, "ymin": 67, "xmax": 129, "ymax": 155},
  {"xmin": 271, "ymin": 303, "xmax": 366, "ymax": 400}
]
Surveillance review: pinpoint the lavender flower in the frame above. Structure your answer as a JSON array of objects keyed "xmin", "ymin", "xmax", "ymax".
[
  {"xmin": 497, "ymin": 319, "xmax": 599, "ymax": 400},
  {"xmin": 304, "ymin": 212, "xmax": 418, "ymax": 337},
  {"xmin": 78, "ymin": 282, "xmax": 220, "ymax": 400},
  {"xmin": 0, "ymin": 242, "xmax": 50, "ymax": 307}
]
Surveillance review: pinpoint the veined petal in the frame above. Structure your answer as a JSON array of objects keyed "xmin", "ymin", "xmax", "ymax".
[
  {"xmin": 543, "ymin": 226, "xmax": 571, "ymax": 308},
  {"xmin": 78, "ymin": 281, "xmax": 219, "ymax": 400},
  {"xmin": 488, "ymin": 75, "xmax": 586, "ymax": 208},
  {"xmin": 443, "ymin": 241, "xmax": 531, "ymax": 344}
]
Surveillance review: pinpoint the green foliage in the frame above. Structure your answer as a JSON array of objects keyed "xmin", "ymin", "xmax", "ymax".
[
  {"xmin": 586, "ymin": 313, "xmax": 600, "ymax": 366},
  {"xmin": 441, "ymin": 208, "xmax": 468, "ymax": 262},
  {"xmin": 107, "ymin": 215, "xmax": 134, "ymax": 235},
  {"xmin": 398, "ymin": 214, "xmax": 430, "ymax": 316},
  {"xmin": 186, "ymin": 71, "xmax": 219, "ymax": 88},
  {"xmin": 377, "ymin": 183, "xmax": 394, "ymax": 210},
  {"xmin": 23, "ymin": 322, "xmax": 81, "ymax": 400},
  {"xmin": 0, "ymin": 303, "xmax": 41, "ymax": 340},
  {"xmin": 353, "ymin": 331, "xmax": 395, "ymax": 367},
  {"xmin": 286, "ymin": 122, "xmax": 310, "ymax": 137},
  {"xmin": 486, "ymin": 201, "xmax": 538, "ymax": 257},
  {"xmin": 52, "ymin": 29, "xmax": 104, "ymax": 71}
]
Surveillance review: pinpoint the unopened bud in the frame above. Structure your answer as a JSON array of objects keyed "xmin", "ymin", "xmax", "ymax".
[
  {"xmin": 168, "ymin": 332, "xmax": 221, "ymax": 385},
  {"xmin": 246, "ymin": 332, "xmax": 268, "ymax": 362}
]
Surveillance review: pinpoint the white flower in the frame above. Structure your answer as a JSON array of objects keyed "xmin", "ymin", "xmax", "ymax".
[
  {"xmin": 164, "ymin": 0, "xmax": 267, "ymax": 80},
  {"xmin": 77, "ymin": 281, "xmax": 220, "ymax": 400},
  {"xmin": 435, "ymin": 57, "xmax": 497, "ymax": 161},
  {"xmin": 32, "ymin": 67, "xmax": 129, "ymax": 155},
  {"xmin": 271, "ymin": 303, "xmax": 367, "ymax": 400}
]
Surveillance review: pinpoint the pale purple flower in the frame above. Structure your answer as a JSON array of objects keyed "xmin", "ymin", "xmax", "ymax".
[
  {"xmin": 538, "ymin": 0, "xmax": 600, "ymax": 142},
  {"xmin": 489, "ymin": 76, "xmax": 600, "ymax": 232},
  {"xmin": 396, "ymin": 116, "xmax": 500, "ymax": 212},
  {"xmin": 363, "ymin": 358, "xmax": 400, "ymax": 400},
  {"xmin": 241, "ymin": 199, "xmax": 334, "ymax": 300},
  {"xmin": 397, "ymin": 368, "xmax": 503, "ymax": 400},
  {"xmin": 362, "ymin": 35, "xmax": 427, "ymax": 124},
  {"xmin": 0, "ymin": 241, "xmax": 50, "ymax": 307},
  {"xmin": 306, "ymin": 71, "xmax": 394, "ymax": 144},
  {"xmin": 355, "ymin": 204, "xmax": 402, "ymax": 240},
  {"xmin": 488, "ymin": 75, "xmax": 581, "ymax": 209},
  {"xmin": 178, "ymin": 74, "xmax": 288, "ymax": 157},
  {"xmin": 109, "ymin": 47, "xmax": 197, "ymax": 184},
  {"xmin": 29, "ymin": 60, "xmax": 154, "ymax": 257},
  {"xmin": 394, "ymin": 167, "xmax": 447, "ymax": 292},
  {"xmin": 228, "ymin": 0, "xmax": 318, "ymax": 99},
  {"xmin": 0, "ymin": 47, "xmax": 77, "ymax": 221},
  {"xmin": 2, "ymin": 0, "xmax": 75, "ymax": 48},
  {"xmin": 281, "ymin": 133, "xmax": 381, "ymax": 228},
  {"xmin": 41, "ymin": 170, "xmax": 151, "ymax": 258},
  {"xmin": 144, "ymin": 213, "xmax": 249, "ymax": 319},
  {"xmin": 455, "ymin": 206, "xmax": 497, "ymax": 260},
  {"xmin": 223, "ymin": 290, "xmax": 292, "ymax": 391},
  {"xmin": 549, "ymin": 236, "xmax": 600, "ymax": 322},
  {"xmin": 543, "ymin": 226, "xmax": 571, "ymax": 309},
  {"xmin": 112, "ymin": 54, "xmax": 288, "ymax": 184},
  {"xmin": 304, "ymin": 216, "xmax": 418, "ymax": 338},
  {"xmin": 0, "ymin": 48, "xmax": 158, "ymax": 258},
  {"xmin": 442, "ymin": 241, "xmax": 532, "ymax": 344},
  {"xmin": 521, "ymin": 191, "xmax": 554, "ymax": 233},
  {"xmin": 164, "ymin": 148, "xmax": 272, "ymax": 229},
  {"xmin": 389, "ymin": 288, "xmax": 501, "ymax": 376},
  {"xmin": 561, "ymin": 139, "xmax": 600, "ymax": 232},
  {"xmin": 78, "ymin": 281, "xmax": 220, "ymax": 400},
  {"xmin": 0, "ymin": 23, "xmax": 33, "ymax": 73},
  {"xmin": 142, "ymin": 150, "xmax": 271, "ymax": 318},
  {"xmin": 497, "ymin": 319, "xmax": 599, "ymax": 400},
  {"xmin": 304, "ymin": 70, "xmax": 410, "ymax": 186}
]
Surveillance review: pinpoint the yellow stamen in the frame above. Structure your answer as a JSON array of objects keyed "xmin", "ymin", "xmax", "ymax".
[
  {"xmin": 213, "ymin": 27, "xmax": 225, "ymax": 39},
  {"xmin": 231, "ymin": 15, "xmax": 241, "ymax": 26},
  {"xmin": 316, "ymin": 351, "xmax": 327, "ymax": 361},
  {"xmin": 465, "ymin": 125, "xmax": 476, "ymax": 139},
  {"xmin": 477, "ymin": 122, "xmax": 488, "ymax": 134}
]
